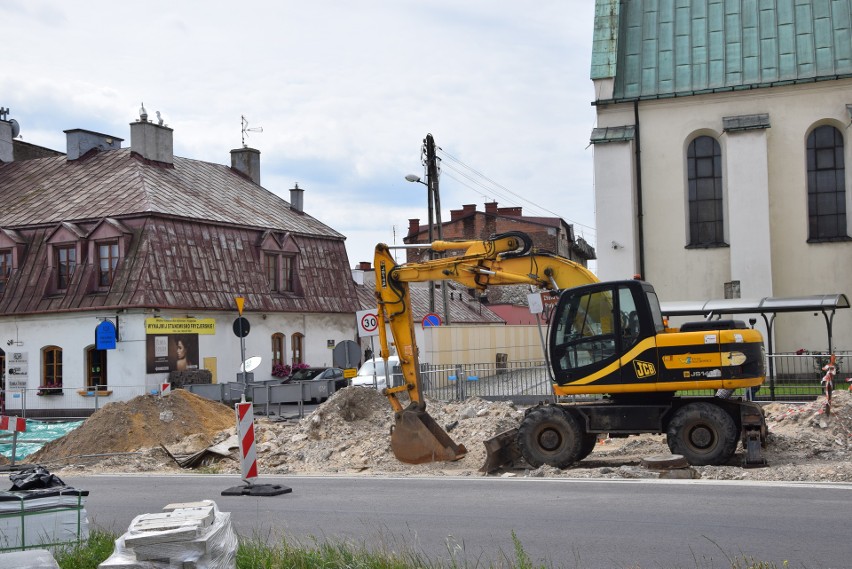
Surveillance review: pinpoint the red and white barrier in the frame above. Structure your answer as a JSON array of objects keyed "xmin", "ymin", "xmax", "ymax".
[
  {"xmin": 236, "ymin": 400, "xmax": 258, "ymax": 482},
  {"xmin": 0, "ymin": 415, "xmax": 25, "ymax": 432},
  {"xmin": 160, "ymin": 382, "xmax": 171, "ymax": 396}
]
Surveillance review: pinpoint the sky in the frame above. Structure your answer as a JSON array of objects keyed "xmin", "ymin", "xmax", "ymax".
[{"xmin": 1, "ymin": 0, "xmax": 598, "ymax": 266}]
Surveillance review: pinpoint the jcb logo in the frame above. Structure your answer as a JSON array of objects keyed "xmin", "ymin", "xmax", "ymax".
[{"xmin": 633, "ymin": 360, "xmax": 656, "ymax": 378}]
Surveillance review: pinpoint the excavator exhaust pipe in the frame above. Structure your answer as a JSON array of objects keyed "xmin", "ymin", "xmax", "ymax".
[{"xmin": 390, "ymin": 406, "xmax": 468, "ymax": 464}]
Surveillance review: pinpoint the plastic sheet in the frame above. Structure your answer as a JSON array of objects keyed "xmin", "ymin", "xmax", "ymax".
[{"xmin": 98, "ymin": 500, "xmax": 237, "ymax": 569}]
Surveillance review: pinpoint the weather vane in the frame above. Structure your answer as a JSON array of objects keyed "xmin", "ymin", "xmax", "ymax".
[{"xmin": 241, "ymin": 115, "xmax": 263, "ymax": 148}]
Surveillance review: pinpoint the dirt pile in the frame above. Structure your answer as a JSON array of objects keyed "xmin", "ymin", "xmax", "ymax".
[
  {"xmin": 30, "ymin": 389, "xmax": 235, "ymax": 467},
  {"xmin": 34, "ymin": 386, "xmax": 852, "ymax": 482}
]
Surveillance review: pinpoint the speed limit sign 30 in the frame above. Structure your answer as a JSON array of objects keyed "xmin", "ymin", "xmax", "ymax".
[{"xmin": 356, "ymin": 309, "xmax": 380, "ymax": 337}]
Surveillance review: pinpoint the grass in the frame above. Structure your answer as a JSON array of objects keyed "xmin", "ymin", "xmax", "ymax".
[{"xmin": 49, "ymin": 529, "xmax": 797, "ymax": 569}]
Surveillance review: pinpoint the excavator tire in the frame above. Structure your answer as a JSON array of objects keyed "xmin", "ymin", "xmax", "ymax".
[
  {"xmin": 577, "ymin": 433, "xmax": 599, "ymax": 461},
  {"xmin": 517, "ymin": 405, "xmax": 584, "ymax": 469},
  {"xmin": 666, "ymin": 402, "xmax": 738, "ymax": 466}
]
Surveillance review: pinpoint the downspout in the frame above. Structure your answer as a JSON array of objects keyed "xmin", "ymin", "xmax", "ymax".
[{"xmin": 633, "ymin": 100, "xmax": 646, "ymax": 278}]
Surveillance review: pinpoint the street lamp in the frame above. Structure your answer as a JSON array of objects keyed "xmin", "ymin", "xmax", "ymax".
[{"xmin": 406, "ymin": 173, "xmax": 436, "ymax": 313}]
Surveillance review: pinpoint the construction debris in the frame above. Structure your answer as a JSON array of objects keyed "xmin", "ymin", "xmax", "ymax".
[{"xmin": 28, "ymin": 386, "xmax": 852, "ymax": 482}]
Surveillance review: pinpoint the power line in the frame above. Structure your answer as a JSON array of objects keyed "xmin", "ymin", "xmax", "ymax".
[{"xmin": 436, "ymin": 148, "xmax": 596, "ymax": 235}]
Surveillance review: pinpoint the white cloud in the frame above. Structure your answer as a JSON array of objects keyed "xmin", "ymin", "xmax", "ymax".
[{"xmin": 3, "ymin": 0, "xmax": 597, "ymax": 265}]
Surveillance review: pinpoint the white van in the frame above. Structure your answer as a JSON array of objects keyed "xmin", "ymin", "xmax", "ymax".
[{"xmin": 352, "ymin": 356, "xmax": 401, "ymax": 390}]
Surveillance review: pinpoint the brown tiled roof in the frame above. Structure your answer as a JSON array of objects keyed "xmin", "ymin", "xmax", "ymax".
[
  {"xmin": 0, "ymin": 149, "xmax": 342, "ymax": 238},
  {"xmin": 0, "ymin": 148, "xmax": 358, "ymax": 315},
  {"xmin": 0, "ymin": 218, "xmax": 359, "ymax": 314}
]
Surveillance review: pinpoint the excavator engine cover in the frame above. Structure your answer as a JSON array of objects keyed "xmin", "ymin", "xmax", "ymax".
[{"xmin": 391, "ymin": 406, "xmax": 468, "ymax": 464}]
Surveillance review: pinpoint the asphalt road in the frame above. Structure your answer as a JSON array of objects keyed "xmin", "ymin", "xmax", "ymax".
[{"xmin": 62, "ymin": 474, "xmax": 851, "ymax": 568}]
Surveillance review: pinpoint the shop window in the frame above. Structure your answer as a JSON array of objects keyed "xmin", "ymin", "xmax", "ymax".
[
  {"xmin": 86, "ymin": 346, "xmax": 107, "ymax": 389},
  {"xmin": 271, "ymin": 333, "xmax": 285, "ymax": 366},
  {"xmin": 41, "ymin": 346, "xmax": 63, "ymax": 394},
  {"xmin": 291, "ymin": 332, "xmax": 304, "ymax": 365},
  {"xmin": 807, "ymin": 125, "xmax": 848, "ymax": 241}
]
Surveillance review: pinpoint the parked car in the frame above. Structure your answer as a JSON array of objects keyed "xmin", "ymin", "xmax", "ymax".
[
  {"xmin": 352, "ymin": 356, "xmax": 401, "ymax": 390},
  {"xmin": 288, "ymin": 367, "xmax": 348, "ymax": 391}
]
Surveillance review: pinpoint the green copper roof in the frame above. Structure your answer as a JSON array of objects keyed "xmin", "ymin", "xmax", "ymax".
[{"xmin": 592, "ymin": 0, "xmax": 852, "ymax": 101}]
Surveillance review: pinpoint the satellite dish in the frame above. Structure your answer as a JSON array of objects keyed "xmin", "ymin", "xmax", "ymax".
[
  {"xmin": 241, "ymin": 356, "xmax": 262, "ymax": 373},
  {"xmin": 9, "ymin": 119, "xmax": 20, "ymax": 139}
]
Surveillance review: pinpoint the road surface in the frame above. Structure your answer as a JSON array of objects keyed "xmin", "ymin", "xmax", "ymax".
[{"xmin": 64, "ymin": 474, "xmax": 851, "ymax": 568}]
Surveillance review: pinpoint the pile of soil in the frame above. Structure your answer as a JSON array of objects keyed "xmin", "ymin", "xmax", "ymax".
[
  {"xmin": 30, "ymin": 389, "xmax": 235, "ymax": 468},
  {"xmin": 32, "ymin": 386, "xmax": 852, "ymax": 482}
]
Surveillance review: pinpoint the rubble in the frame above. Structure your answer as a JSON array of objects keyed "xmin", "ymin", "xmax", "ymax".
[{"xmin": 30, "ymin": 386, "xmax": 852, "ymax": 482}]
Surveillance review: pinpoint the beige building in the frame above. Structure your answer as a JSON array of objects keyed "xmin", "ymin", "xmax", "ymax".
[{"xmin": 590, "ymin": 0, "xmax": 852, "ymax": 352}]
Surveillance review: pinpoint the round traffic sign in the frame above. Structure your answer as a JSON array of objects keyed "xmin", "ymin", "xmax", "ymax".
[
  {"xmin": 360, "ymin": 313, "xmax": 378, "ymax": 333},
  {"xmin": 233, "ymin": 317, "xmax": 251, "ymax": 338},
  {"xmin": 422, "ymin": 313, "xmax": 442, "ymax": 327}
]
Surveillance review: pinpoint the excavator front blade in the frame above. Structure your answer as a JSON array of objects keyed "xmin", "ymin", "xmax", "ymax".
[
  {"xmin": 391, "ymin": 407, "xmax": 468, "ymax": 464},
  {"xmin": 480, "ymin": 428, "xmax": 521, "ymax": 473}
]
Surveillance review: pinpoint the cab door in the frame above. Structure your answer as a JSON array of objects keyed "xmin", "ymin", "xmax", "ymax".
[{"xmin": 549, "ymin": 283, "xmax": 621, "ymax": 389}]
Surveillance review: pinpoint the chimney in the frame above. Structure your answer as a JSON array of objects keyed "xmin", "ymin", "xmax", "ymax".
[
  {"xmin": 290, "ymin": 183, "xmax": 304, "ymax": 213},
  {"xmin": 0, "ymin": 120, "xmax": 12, "ymax": 163},
  {"xmin": 129, "ymin": 105, "xmax": 173, "ymax": 164},
  {"xmin": 408, "ymin": 218, "xmax": 420, "ymax": 236},
  {"xmin": 358, "ymin": 261, "xmax": 372, "ymax": 270},
  {"xmin": 485, "ymin": 202, "xmax": 498, "ymax": 215},
  {"xmin": 64, "ymin": 129, "xmax": 123, "ymax": 161},
  {"xmin": 452, "ymin": 204, "xmax": 477, "ymax": 220},
  {"xmin": 230, "ymin": 147, "xmax": 261, "ymax": 185},
  {"xmin": 498, "ymin": 206, "xmax": 523, "ymax": 217}
]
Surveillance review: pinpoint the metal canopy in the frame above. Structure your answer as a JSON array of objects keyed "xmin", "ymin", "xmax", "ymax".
[
  {"xmin": 660, "ymin": 293, "xmax": 851, "ymax": 355},
  {"xmin": 661, "ymin": 294, "xmax": 850, "ymax": 317}
]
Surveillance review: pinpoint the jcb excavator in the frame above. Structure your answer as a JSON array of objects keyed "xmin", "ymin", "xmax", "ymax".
[{"xmin": 373, "ymin": 232, "xmax": 767, "ymax": 470}]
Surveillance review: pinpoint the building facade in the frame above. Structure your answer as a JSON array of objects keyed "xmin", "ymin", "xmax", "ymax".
[
  {"xmin": 590, "ymin": 0, "xmax": 852, "ymax": 352},
  {"xmin": 0, "ymin": 109, "xmax": 359, "ymax": 415}
]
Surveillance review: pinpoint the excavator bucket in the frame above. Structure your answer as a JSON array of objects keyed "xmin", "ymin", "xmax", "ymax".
[
  {"xmin": 391, "ymin": 407, "xmax": 468, "ymax": 464},
  {"xmin": 480, "ymin": 428, "xmax": 522, "ymax": 473}
]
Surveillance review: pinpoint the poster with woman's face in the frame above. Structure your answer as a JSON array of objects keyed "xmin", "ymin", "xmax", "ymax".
[{"xmin": 145, "ymin": 334, "xmax": 199, "ymax": 373}]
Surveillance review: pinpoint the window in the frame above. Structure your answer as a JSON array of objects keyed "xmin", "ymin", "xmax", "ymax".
[
  {"xmin": 86, "ymin": 347, "xmax": 107, "ymax": 389},
  {"xmin": 271, "ymin": 333, "xmax": 285, "ymax": 366},
  {"xmin": 281, "ymin": 256, "xmax": 294, "ymax": 292},
  {"xmin": 687, "ymin": 136, "xmax": 725, "ymax": 247},
  {"xmin": 0, "ymin": 249, "xmax": 11, "ymax": 293},
  {"xmin": 265, "ymin": 254, "xmax": 278, "ymax": 292},
  {"xmin": 42, "ymin": 346, "xmax": 63, "ymax": 392},
  {"xmin": 291, "ymin": 332, "xmax": 304, "ymax": 364},
  {"xmin": 97, "ymin": 242, "xmax": 119, "ymax": 287},
  {"xmin": 266, "ymin": 253, "xmax": 296, "ymax": 292},
  {"xmin": 807, "ymin": 125, "xmax": 847, "ymax": 241},
  {"xmin": 56, "ymin": 245, "xmax": 76, "ymax": 289}
]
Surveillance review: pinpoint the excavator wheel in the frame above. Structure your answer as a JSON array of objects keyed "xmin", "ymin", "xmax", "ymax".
[
  {"xmin": 577, "ymin": 433, "xmax": 599, "ymax": 461},
  {"xmin": 666, "ymin": 402, "xmax": 738, "ymax": 466},
  {"xmin": 517, "ymin": 406, "xmax": 584, "ymax": 469}
]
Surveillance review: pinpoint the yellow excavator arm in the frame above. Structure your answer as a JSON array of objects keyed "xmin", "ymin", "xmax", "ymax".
[{"xmin": 373, "ymin": 232, "xmax": 598, "ymax": 464}]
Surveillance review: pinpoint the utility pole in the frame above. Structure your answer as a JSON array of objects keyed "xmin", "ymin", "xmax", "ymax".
[{"xmin": 424, "ymin": 134, "xmax": 451, "ymax": 325}]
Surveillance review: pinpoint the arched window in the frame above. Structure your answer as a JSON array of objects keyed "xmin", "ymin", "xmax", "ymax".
[
  {"xmin": 42, "ymin": 346, "xmax": 63, "ymax": 392},
  {"xmin": 807, "ymin": 125, "xmax": 848, "ymax": 241},
  {"xmin": 687, "ymin": 136, "xmax": 725, "ymax": 247},
  {"xmin": 291, "ymin": 333, "xmax": 304, "ymax": 365},
  {"xmin": 86, "ymin": 346, "xmax": 107, "ymax": 389},
  {"xmin": 271, "ymin": 333, "xmax": 285, "ymax": 366}
]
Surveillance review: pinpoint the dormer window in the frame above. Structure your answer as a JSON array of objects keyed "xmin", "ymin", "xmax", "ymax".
[
  {"xmin": 97, "ymin": 241, "xmax": 119, "ymax": 287},
  {"xmin": 259, "ymin": 231, "xmax": 301, "ymax": 295},
  {"xmin": 0, "ymin": 249, "xmax": 11, "ymax": 292},
  {"xmin": 56, "ymin": 245, "xmax": 77, "ymax": 290},
  {"xmin": 265, "ymin": 253, "xmax": 296, "ymax": 292}
]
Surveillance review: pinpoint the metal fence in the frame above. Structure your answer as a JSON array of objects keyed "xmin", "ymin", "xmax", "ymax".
[
  {"xmin": 422, "ymin": 352, "xmax": 848, "ymax": 404},
  {"xmin": 4, "ymin": 385, "xmax": 153, "ymax": 419}
]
